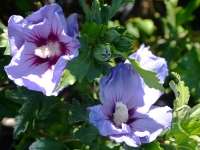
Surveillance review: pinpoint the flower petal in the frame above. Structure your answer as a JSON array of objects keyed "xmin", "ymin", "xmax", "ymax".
[
  {"xmin": 126, "ymin": 44, "xmax": 168, "ymax": 106},
  {"xmin": 109, "ymin": 134, "xmax": 141, "ymax": 147},
  {"xmin": 65, "ymin": 13, "xmax": 79, "ymax": 37},
  {"xmin": 8, "ymin": 15, "xmax": 25, "ymax": 57},
  {"xmin": 40, "ymin": 4, "xmax": 67, "ymax": 37},
  {"xmin": 22, "ymin": 18, "xmax": 50, "ymax": 46},
  {"xmin": 130, "ymin": 105, "xmax": 172, "ymax": 143},
  {"xmin": 4, "ymin": 42, "xmax": 56, "ymax": 96},
  {"xmin": 99, "ymin": 63, "xmax": 145, "ymax": 110}
]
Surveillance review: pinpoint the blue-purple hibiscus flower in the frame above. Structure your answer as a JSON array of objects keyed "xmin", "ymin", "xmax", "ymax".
[
  {"xmin": 87, "ymin": 45, "xmax": 172, "ymax": 147},
  {"xmin": 4, "ymin": 4, "xmax": 81, "ymax": 96}
]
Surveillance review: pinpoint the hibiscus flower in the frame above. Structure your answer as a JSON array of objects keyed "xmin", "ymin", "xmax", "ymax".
[
  {"xmin": 87, "ymin": 45, "xmax": 172, "ymax": 147},
  {"xmin": 5, "ymin": 4, "xmax": 81, "ymax": 96}
]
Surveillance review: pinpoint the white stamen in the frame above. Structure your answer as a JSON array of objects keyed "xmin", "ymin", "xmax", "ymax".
[
  {"xmin": 34, "ymin": 42, "xmax": 60, "ymax": 58},
  {"xmin": 113, "ymin": 102, "xmax": 129, "ymax": 126}
]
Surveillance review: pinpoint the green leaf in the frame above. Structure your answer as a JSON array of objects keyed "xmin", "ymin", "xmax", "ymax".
[
  {"xmin": 5, "ymin": 87, "xmax": 29, "ymax": 105},
  {"xmin": 122, "ymin": 144, "xmax": 141, "ymax": 150},
  {"xmin": 175, "ymin": 46, "xmax": 200, "ymax": 102},
  {"xmin": 101, "ymin": 0, "xmax": 135, "ymax": 24},
  {"xmin": 87, "ymin": 56, "xmax": 102, "ymax": 82},
  {"xmin": 176, "ymin": 0, "xmax": 200, "ymax": 26},
  {"xmin": 160, "ymin": 144, "xmax": 176, "ymax": 150},
  {"xmin": 169, "ymin": 72, "xmax": 190, "ymax": 110},
  {"xmin": 67, "ymin": 52, "xmax": 91, "ymax": 82},
  {"xmin": 77, "ymin": 34, "xmax": 90, "ymax": 52},
  {"xmin": 68, "ymin": 99, "xmax": 89, "ymax": 123},
  {"xmin": 58, "ymin": 49, "xmax": 92, "ymax": 91},
  {"xmin": 91, "ymin": 0, "xmax": 102, "ymax": 24},
  {"xmin": 128, "ymin": 58, "xmax": 164, "ymax": 91},
  {"xmin": 81, "ymin": 22, "xmax": 107, "ymax": 43},
  {"xmin": 56, "ymin": 69, "xmax": 76, "ymax": 91},
  {"xmin": 14, "ymin": 91, "xmax": 43, "ymax": 139},
  {"xmin": 29, "ymin": 138, "xmax": 63, "ymax": 150},
  {"xmin": 142, "ymin": 140, "xmax": 163, "ymax": 150},
  {"xmin": 74, "ymin": 125, "xmax": 99, "ymax": 146},
  {"xmin": 36, "ymin": 96, "xmax": 55, "ymax": 121},
  {"xmin": 78, "ymin": 0, "xmax": 93, "ymax": 22}
]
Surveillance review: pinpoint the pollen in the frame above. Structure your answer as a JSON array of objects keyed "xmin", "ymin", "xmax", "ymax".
[
  {"xmin": 34, "ymin": 42, "xmax": 60, "ymax": 58},
  {"xmin": 113, "ymin": 102, "xmax": 129, "ymax": 126}
]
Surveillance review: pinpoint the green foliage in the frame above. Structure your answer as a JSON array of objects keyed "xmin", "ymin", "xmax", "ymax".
[
  {"xmin": 167, "ymin": 73, "xmax": 200, "ymax": 149},
  {"xmin": 81, "ymin": 22, "xmax": 107, "ymax": 43},
  {"xmin": 123, "ymin": 141, "xmax": 163, "ymax": 150},
  {"xmin": 128, "ymin": 58, "xmax": 164, "ymax": 91},
  {"xmin": 169, "ymin": 72, "xmax": 190, "ymax": 110},
  {"xmin": 79, "ymin": 0, "xmax": 135, "ymax": 25},
  {"xmin": 74, "ymin": 125, "xmax": 99, "ymax": 147},
  {"xmin": 29, "ymin": 138, "xmax": 63, "ymax": 150},
  {"xmin": 14, "ymin": 91, "xmax": 42, "ymax": 139}
]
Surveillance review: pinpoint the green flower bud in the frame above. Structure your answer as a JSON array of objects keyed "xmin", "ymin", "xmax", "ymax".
[
  {"xmin": 114, "ymin": 35, "xmax": 135, "ymax": 52},
  {"xmin": 104, "ymin": 29, "xmax": 120, "ymax": 43},
  {"xmin": 93, "ymin": 44, "xmax": 111, "ymax": 62}
]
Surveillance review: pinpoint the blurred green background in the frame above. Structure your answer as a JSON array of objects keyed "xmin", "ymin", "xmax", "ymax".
[{"xmin": 0, "ymin": 0, "xmax": 200, "ymax": 149}]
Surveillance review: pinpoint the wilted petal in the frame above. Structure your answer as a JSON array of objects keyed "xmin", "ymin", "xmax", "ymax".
[{"xmin": 99, "ymin": 63, "xmax": 145, "ymax": 110}]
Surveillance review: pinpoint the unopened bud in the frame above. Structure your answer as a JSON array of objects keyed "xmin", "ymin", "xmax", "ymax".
[
  {"xmin": 104, "ymin": 29, "xmax": 120, "ymax": 43},
  {"xmin": 93, "ymin": 44, "xmax": 111, "ymax": 62},
  {"xmin": 114, "ymin": 35, "xmax": 135, "ymax": 52}
]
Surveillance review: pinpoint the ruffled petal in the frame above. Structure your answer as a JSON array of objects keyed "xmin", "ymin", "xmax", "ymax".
[
  {"xmin": 130, "ymin": 105, "xmax": 172, "ymax": 143},
  {"xmin": 87, "ymin": 105, "xmax": 132, "ymax": 136},
  {"xmin": 22, "ymin": 18, "xmax": 50, "ymax": 46},
  {"xmin": 4, "ymin": 42, "xmax": 57, "ymax": 96},
  {"xmin": 65, "ymin": 13, "xmax": 79, "ymax": 37},
  {"xmin": 110, "ymin": 134, "xmax": 141, "ymax": 147},
  {"xmin": 99, "ymin": 63, "xmax": 145, "ymax": 110},
  {"xmin": 40, "ymin": 4, "xmax": 67, "ymax": 37},
  {"xmin": 8, "ymin": 15, "xmax": 25, "ymax": 56},
  {"xmin": 125, "ymin": 44, "xmax": 168, "ymax": 106}
]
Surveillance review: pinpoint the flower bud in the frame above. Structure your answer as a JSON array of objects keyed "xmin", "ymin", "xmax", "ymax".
[
  {"xmin": 93, "ymin": 44, "xmax": 111, "ymax": 62},
  {"xmin": 114, "ymin": 35, "xmax": 135, "ymax": 52},
  {"xmin": 104, "ymin": 29, "xmax": 120, "ymax": 43}
]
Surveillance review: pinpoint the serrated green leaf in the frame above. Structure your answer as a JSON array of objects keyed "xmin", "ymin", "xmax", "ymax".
[
  {"xmin": 91, "ymin": 0, "xmax": 102, "ymax": 24},
  {"xmin": 14, "ymin": 91, "xmax": 43, "ymax": 139},
  {"xmin": 169, "ymin": 72, "xmax": 190, "ymax": 110},
  {"xmin": 5, "ymin": 87, "xmax": 29, "ymax": 105},
  {"xmin": 77, "ymin": 34, "xmax": 90, "ymax": 52},
  {"xmin": 56, "ymin": 69, "xmax": 76, "ymax": 91},
  {"xmin": 81, "ymin": 22, "xmax": 107, "ymax": 43},
  {"xmin": 36, "ymin": 96, "xmax": 55, "ymax": 121},
  {"xmin": 78, "ymin": 0, "xmax": 93, "ymax": 22},
  {"xmin": 68, "ymin": 52, "xmax": 91, "ymax": 82},
  {"xmin": 87, "ymin": 56, "xmax": 102, "ymax": 82},
  {"xmin": 81, "ymin": 94, "xmax": 100, "ymax": 107},
  {"xmin": 29, "ymin": 138, "xmax": 63, "ymax": 150},
  {"xmin": 74, "ymin": 125, "xmax": 99, "ymax": 146},
  {"xmin": 101, "ymin": 0, "xmax": 135, "ymax": 24},
  {"xmin": 68, "ymin": 99, "xmax": 89, "ymax": 123},
  {"xmin": 182, "ymin": 103, "xmax": 200, "ymax": 123},
  {"xmin": 128, "ymin": 58, "xmax": 164, "ymax": 91}
]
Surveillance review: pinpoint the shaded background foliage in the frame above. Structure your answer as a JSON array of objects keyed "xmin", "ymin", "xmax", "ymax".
[{"xmin": 0, "ymin": 0, "xmax": 200, "ymax": 149}]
